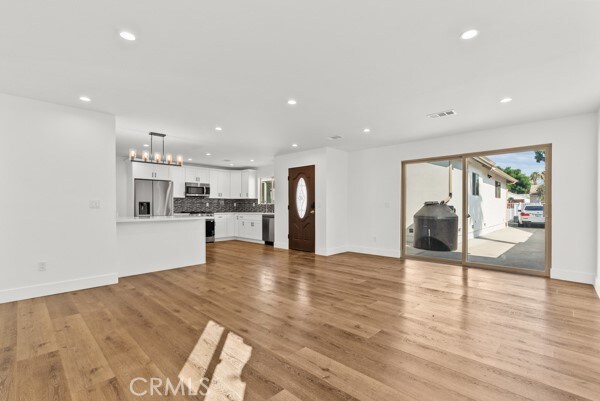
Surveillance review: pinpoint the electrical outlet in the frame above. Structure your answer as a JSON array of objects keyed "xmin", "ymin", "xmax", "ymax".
[
  {"xmin": 89, "ymin": 200, "xmax": 100, "ymax": 209},
  {"xmin": 206, "ymin": 202, "xmax": 209, "ymax": 207},
  {"xmin": 253, "ymin": 202, "xmax": 256, "ymax": 207},
  {"xmin": 234, "ymin": 202, "xmax": 237, "ymax": 207},
  {"xmin": 373, "ymin": 236, "xmax": 377, "ymax": 243},
  {"xmin": 38, "ymin": 262, "xmax": 47, "ymax": 272}
]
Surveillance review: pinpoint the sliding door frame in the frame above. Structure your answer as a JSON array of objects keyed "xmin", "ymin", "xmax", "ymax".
[{"xmin": 400, "ymin": 144, "xmax": 552, "ymax": 277}]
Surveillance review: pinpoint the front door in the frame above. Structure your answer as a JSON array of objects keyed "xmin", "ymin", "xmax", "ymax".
[{"xmin": 289, "ymin": 165, "xmax": 315, "ymax": 252}]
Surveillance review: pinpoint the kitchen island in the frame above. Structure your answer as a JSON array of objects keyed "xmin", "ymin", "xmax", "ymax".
[{"xmin": 116, "ymin": 216, "xmax": 207, "ymax": 277}]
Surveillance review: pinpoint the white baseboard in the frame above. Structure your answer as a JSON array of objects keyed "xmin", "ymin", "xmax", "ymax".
[
  {"xmin": 320, "ymin": 246, "xmax": 349, "ymax": 256},
  {"xmin": 550, "ymin": 269, "xmax": 596, "ymax": 285},
  {"xmin": 274, "ymin": 241, "xmax": 288, "ymax": 250},
  {"xmin": 0, "ymin": 273, "xmax": 118, "ymax": 304},
  {"xmin": 347, "ymin": 245, "xmax": 401, "ymax": 258},
  {"xmin": 595, "ymin": 275, "xmax": 600, "ymax": 298},
  {"xmin": 215, "ymin": 237, "xmax": 265, "ymax": 245}
]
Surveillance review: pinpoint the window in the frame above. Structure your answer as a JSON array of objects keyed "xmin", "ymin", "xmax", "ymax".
[
  {"xmin": 296, "ymin": 178, "xmax": 307, "ymax": 218},
  {"xmin": 495, "ymin": 181, "xmax": 501, "ymax": 198},
  {"xmin": 259, "ymin": 177, "xmax": 275, "ymax": 204},
  {"xmin": 471, "ymin": 172, "xmax": 480, "ymax": 196}
]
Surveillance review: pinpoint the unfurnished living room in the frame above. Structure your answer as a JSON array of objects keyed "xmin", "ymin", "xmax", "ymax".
[{"xmin": 1, "ymin": 1, "xmax": 600, "ymax": 400}]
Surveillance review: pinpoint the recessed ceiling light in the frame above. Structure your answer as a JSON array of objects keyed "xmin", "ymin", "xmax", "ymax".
[
  {"xmin": 363, "ymin": 128, "xmax": 371, "ymax": 133},
  {"xmin": 460, "ymin": 29, "xmax": 479, "ymax": 40},
  {"xmin": 292, "ymin": 143, "xmax": 298, "ymax": 148},
  {"xmin": 79, "ymin": 96, "xmax": 91, "ymax": 102},
  {"xmin": 205, "ymin": 152, "xmax": 211, "ymax": 156},
  {"xmin": 215, "ymin": 126, "xmax": 223, "ymax": 131},
  {"xmin": 143, "ymin": 144, "xmax": 149, "ymax": 147},
  {"xmin": 500, "ymin": 97, "xmax": 513, "ymax": 104},
  {"xmin": 188, "ymin": 158, "xmax": 192, "ymax": 161},
  {"xmin": 287, "ymin": 99, "xmax": 297, "ymax": 105},
  {"xmin": 229, "ymin": 163, "xmax": 234, "ymax": 166},
  {"xmin": 119, "ymin": 31, "xmax": 136, "ymax": 41},
  {"xmin": 250, "ymin": 159, "xmax": 254, "ymax": 162}
]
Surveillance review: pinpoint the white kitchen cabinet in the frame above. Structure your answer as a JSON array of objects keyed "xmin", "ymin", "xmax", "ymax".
[
  {"xmin": 132, "ymin": 162, "xmax": 170, "ymax": 180},
  {"xmin": 185, "ymin": 167, "xmax": 210, "ymax": 183},
  {"xmin": 230, "ymin": 170, "xmax": 242, "ymax": 198},
  {"xmin": 215, "ymin": 214, "xmax": 228, "ymax": 239},
  {"xmin": 236, "ymin": 214, "xmax": 263, "ymax": 240},
  {"xmin": 241, "ymin": 169, "xmax": 257, "ymax": 199},
  {"xmin": 227, "ymin": 214, "xmax": 237, "ymax": 237},
  {"xmin": 169, "ymin": 166, "xmax": 186, "ymax": 198},
  {"xmin": 210, "ymin": 169, "xmax": 231, "ymax": 198}
]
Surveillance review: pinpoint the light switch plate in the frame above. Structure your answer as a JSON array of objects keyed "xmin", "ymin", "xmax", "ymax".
[{"xmin": 89, "ymin": 200, "xmax": 100, "ymax": 209}]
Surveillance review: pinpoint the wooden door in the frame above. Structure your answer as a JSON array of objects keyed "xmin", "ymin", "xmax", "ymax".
[{"xmin": 289, "ymin": 165, "xmax": 315, "ymax": 252}]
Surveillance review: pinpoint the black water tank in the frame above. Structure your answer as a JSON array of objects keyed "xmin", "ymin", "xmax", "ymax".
[{"xmin": 413, "ymin": 201, "xmax": 458, "ymax": 251}]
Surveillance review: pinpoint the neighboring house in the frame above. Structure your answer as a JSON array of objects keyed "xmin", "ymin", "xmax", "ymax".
[
  {"xmin": 405, "ymin": 157, "xmax": 517, "ymax": 242},
  {"xmin": 530, "ymin": 184, "xmax": 542, "ymax": 203}
]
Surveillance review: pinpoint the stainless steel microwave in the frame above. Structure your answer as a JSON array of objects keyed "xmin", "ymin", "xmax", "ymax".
[{"xmin": 185, "ymin": 182, "xmax": 210, "ymax": 197}]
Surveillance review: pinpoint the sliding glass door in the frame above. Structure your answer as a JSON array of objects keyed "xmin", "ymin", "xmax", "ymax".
[
  {"xmin": 465, "ymin": 149, "xmax": 549, "ymax": 272},
  {"xmin": 402, "ymin": 145, "xmax": 551, "ymax": 275},
  {"xmin": 403, "ymin": 158, "xmax": 463, "ymax": 262}
]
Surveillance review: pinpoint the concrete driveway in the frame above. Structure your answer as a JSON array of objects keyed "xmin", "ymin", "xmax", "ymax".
[{"xmin": 406, "ymin": 225, "xmax": 546, "ymax": 271}]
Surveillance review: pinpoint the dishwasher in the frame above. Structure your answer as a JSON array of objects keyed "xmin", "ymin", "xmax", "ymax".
[{"xmin": 262, "ymin": 214, "xmax": 274, "ymax": 246}]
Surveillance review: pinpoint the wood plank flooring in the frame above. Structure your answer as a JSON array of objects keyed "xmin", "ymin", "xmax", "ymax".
[{"xmin": 1, "ymin": 241, "xmax": 600, "ymax": 400}]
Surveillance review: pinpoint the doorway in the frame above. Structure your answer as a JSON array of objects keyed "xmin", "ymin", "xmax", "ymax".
[
  {"xmin": 401, "ymin": 145, "xmax": 551, "ymax": 276},
  {"xmin": 289, "ymin": 165, "xmax": 316, "ymax": 252}
]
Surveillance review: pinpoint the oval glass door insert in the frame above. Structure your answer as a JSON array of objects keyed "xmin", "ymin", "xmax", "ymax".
[{"xmin": 296, "ymin": 177, "xmax": 307, "ymax": 218}]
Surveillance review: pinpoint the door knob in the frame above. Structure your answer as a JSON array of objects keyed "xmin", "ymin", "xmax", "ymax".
[{"xmin": 310, "ymin": 210, "xmax": 315, "ymax": 214}]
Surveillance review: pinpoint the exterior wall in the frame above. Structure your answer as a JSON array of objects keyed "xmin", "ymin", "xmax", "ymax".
[{"xmin": 467, "ymin": 161, "xmax": 509, "ymax": 238}]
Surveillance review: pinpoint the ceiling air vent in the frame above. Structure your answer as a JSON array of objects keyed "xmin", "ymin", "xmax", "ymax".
[
  {"xmin": 328, "ymin": 135, "xmax": 344, "ymax": 140},
  {"xmin": 427, "ymin": 109, "xmax": 457, "ymax": 119}
]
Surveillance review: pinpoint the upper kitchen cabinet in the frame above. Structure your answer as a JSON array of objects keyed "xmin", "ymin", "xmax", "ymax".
[
  {"xmin": 210, "ymin": 169, "xmax": 231, "ymax": 198},
  {"xmin": 132, "ymin": 162, "xmax": 170, "ymax": 180},
  {"xmin": 185, "ymin": 167, "xmax": 210, "ymax": 183},
  {"xmin": 169, "ymin": 166, "xmax": 186, "ymax": 198},
  {"xmin": 241, "ymin": 169, "xmax": 257, "ymax": 199},
  {"xmin": 230, "ymin": 170, "xmax": 242, "ymax": 198}
]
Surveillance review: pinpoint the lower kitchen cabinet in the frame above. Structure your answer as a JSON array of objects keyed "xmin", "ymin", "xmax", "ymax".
[
  {"xmin": 236, "ymin": 215, "xmax": 262, "ymax": 241},
  {"xmin": 215, "ymin": 214, "xmax": 230, "ymax": 239},
  {"xmin": 214, "ymin": 214, "xmax": 264, "ymax": 241}
]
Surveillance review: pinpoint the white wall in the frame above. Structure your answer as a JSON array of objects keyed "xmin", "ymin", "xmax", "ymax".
[
  {"xmin": 467, "ymin": 161, "xmax": 510, "ymax": 237},
  {"xmin": 0, "ymin": 94, "xmax": 117, "ymax": 302},
  {"xmin": 116, "ymin": 156, "xmax": 130, "ymax": 217},
  {"xmin": 325, "ymin": 148, "xmax": 349, "ymax": 254},
  {"xmin": 348, "ymin": 113, "xmax": 598, "ymax": 284},
  {"xmin": 274, "ymin": 148, "xmax": 328, "ymax": 253},
  {"xmin": 597, "ymin": 109, "xmax": 600, "ymax": 296}
]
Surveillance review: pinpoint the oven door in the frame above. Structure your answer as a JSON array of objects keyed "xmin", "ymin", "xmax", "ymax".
[{"xmin": 206, "ymin": 219, "xmax": 215, "ymax": 243}]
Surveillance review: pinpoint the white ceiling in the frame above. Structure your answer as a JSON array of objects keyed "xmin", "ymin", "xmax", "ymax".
[{"xmin": 1, "ymin": 0, "xmax": 599, "ymax": 168}]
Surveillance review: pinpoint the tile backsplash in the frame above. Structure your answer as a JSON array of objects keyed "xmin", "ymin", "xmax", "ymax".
[{"xmin": 174, "ymin": 198, "xmax": 274, "ymax": 213}]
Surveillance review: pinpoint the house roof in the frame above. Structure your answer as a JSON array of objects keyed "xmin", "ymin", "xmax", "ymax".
[{"xmin": 471, "ymin": 156, "xmax": 519, "ymax": 184}]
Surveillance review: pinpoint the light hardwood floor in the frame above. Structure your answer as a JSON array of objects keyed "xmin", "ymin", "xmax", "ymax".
[{"xmin": 1, "ymin": 241, "xmax": 600, "ymax": 400}]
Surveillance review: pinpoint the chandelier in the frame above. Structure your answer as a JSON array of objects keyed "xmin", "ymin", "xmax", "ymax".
[{"xmin": 129, "ymin": 132, "xmax": 183, "ymax": 166}]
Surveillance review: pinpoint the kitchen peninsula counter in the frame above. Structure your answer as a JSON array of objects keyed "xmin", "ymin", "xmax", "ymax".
[{"xmin": 116, "ymin": 215, "xmax": 206, "ymax": 277}]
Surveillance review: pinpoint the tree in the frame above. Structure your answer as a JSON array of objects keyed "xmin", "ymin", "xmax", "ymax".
[
  {"xmin": 530, "ymin": 171, "xmax": 541, "ymax": 185},
  {"xmin": 502, "ymin": 167, "xmax": 531, "ymax": 194},
  {"xmin": 535, "ymin": 150, "xmax": 545, "ymax": 163}
]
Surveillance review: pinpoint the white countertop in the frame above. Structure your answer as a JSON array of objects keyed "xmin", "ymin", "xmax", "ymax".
[
  {"xmin": 214, "ymin": 212, "xmax": 274, "ymax": 216},
  {"xmin": 117, "ymin": 215, "xmax": 208, "ymax": 223}
]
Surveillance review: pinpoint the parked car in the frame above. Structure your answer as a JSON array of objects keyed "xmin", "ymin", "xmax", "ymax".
[{"xmin": 518, "ymin": 205, "xmax": 545, "ymax": 227}]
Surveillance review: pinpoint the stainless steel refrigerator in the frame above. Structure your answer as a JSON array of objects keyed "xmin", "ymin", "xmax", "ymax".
[{"xmin": 134, "ymin": 179, "xmax": 174, "ymax": 217}]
